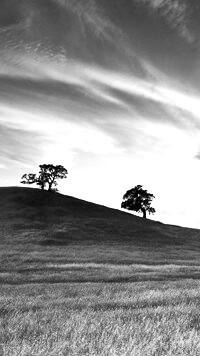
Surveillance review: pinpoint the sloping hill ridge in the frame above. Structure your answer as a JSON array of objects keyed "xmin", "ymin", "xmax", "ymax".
[
  {"xmin": 1, "ymin": 186, "xmax": 200, "ymax": 284},
  {"xmin": 1, "ymin": 186, "xmax": 200, "ymax": 250}
]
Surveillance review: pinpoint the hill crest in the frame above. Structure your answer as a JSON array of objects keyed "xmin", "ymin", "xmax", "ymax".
[{"xmin": 1, "ymin": 186, "xmax": 200, "ymax": 266}]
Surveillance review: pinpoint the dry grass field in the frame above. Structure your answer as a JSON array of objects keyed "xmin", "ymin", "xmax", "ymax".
[
  {"xmin": 1, "ymin": 187, "xmax": 200, "ymax": 355},
  {"xmin": 2, "ymin": 280, "xmax": 200, "ymax": 355}
]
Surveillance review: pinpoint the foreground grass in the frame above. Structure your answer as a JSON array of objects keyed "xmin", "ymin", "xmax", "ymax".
[{"xmin": 1, "ymin": 280, "xmax": 200, "ymax": 355}]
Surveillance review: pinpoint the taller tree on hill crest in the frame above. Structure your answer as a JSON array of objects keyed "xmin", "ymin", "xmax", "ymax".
[
  {"xmin": 121, "ymin": 185, "xmax": 155, "ymax": 218},
  {"xmin": 21, "ymin": 164, "xmax": 68, "ymax": 192}
]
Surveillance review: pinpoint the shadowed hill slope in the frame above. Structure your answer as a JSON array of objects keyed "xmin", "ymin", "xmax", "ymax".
[
  {"xmin": 1, "ymin": 186, "xmax": 200, "ymax": 249},
  {"xmin": 0, "ymin": 186, "xmax": 199, "ymax": 238},
  {"xmin": 1, "ymin": 187, "xmax": 200, "ymax": 283}
]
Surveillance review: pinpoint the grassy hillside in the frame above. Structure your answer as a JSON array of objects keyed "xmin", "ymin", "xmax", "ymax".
[
  {"xmin": 1, "ymin": 186, "xmax": 200, "ymax": 284},
  {"xmin": 2, "ymin": 187, "xmax": 200, "ymax": 355}
]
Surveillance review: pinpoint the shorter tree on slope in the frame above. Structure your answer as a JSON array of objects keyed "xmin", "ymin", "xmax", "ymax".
[
  {"xmin": 21, "ymin": 164, "xmax": 68, "ymax": 192},
  {"xmin": 121, "ymin": 185, "xmax": 155, "ymax": 218}
]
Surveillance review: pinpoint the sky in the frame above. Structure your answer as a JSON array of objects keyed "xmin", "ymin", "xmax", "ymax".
[{"xmin": 1, "ymin": 0, "xmax": 200, "ymax": 228}]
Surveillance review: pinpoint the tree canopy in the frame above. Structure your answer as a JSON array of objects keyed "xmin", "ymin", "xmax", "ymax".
[
  {"xmin": 21, "ymin": 164, "xmax": 68, "ymax": 192},
  {"xmin": 121, "ymin": 185, "xmax": 155, "ymax": 218}
]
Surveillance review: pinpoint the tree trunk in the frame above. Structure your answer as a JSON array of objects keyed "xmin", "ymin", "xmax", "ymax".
[{"xmin": 142, "ymin": 209, "xmax": 146, "ymax": 218}]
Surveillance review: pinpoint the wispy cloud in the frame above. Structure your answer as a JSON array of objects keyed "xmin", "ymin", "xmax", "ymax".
[
  {"xmin": 135, "ymin": 0, "xmax": 194, "ymax": 43},
  {"xmin": 54, "ymin": 0, "xmax": 116, "ymax": 39},
  {"xmin": 1, "ymin": 57, "xmax": 200, "ymax": 157},
  {"xmin": 195, "ymin": 152, "xmax": 200, "ymax": 160},
  {"xmin": 0, "ymin": 122, "xmax": 46, "ymax": 165}
]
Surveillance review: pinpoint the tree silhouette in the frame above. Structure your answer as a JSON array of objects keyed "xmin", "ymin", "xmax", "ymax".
[
  {"xmin": 121, "ymin": 185, "xmax": 155, "ymax": 218},
  {"xmin": 21, "ymin": 164, "xmax": 68, "ymax": 192}
]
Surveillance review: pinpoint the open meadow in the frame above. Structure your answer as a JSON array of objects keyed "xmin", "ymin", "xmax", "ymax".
[
  {"xmin": 1, "ymin": 187, "xmax": 200, "ymax": 355},
  {"xmin": 2, "ymin": 279, "xmax": 200, "ymax": 355}
]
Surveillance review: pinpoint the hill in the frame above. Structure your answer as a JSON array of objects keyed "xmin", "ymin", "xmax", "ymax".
[{"xmin": 1, "ymin": 186, "xmax": 200, "ymax": 284}]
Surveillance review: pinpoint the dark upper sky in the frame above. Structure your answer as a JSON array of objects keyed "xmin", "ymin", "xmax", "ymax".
[{"xmin": 1, "ymin": 0, "xmax": 200, "ymax": 227}]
